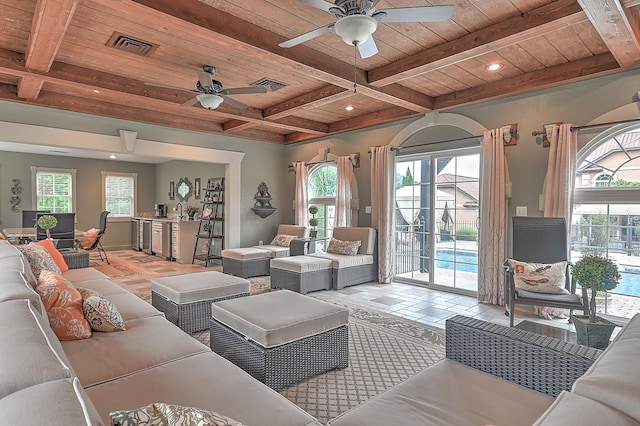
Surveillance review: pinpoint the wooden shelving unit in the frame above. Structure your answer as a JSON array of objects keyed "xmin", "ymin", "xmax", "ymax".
[{"xmin": 192, "ymin": 177, "xmax": 224, "ymax": 267}]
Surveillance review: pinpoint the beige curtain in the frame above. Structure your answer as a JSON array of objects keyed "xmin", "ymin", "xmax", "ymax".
[
  {"xmin": 371, "ymin": 146, "xmax": 395, "ymax": 283},
  {"xmin": 478, "ymin": 128, "xmax": 512, "ymax": 305},
  {"xmin": 335, "ymin": 156, "xmax": 354, "ymax": 227},
  {"xmin": 538, "ymin": 123, "xmax": 577, "ymax": 319},
  {"xmin": 543, "ymin": 123, "xmax": 577, "ymax": 221},
  {"xmin": 294, "ymin": 162, "xmax": 309, "ymax": 226}
]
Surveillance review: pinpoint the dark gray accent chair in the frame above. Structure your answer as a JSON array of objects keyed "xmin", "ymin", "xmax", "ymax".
[{"xmin": 504, "ymin": 216, "xmax": 588, "ymax": 327}]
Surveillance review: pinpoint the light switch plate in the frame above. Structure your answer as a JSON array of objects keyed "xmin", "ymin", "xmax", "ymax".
[
  {"xmin": 516, "ymin": 206, "xmax": 527, "ymax": 216},
  {"xmin": 365, "ymin": 206, "xmax": 372, "ymax": 214}
]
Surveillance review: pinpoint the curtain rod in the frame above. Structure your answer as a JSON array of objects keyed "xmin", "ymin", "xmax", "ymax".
[
  {"xmin": 367, "ymin": 134, "xmax": 484, "ymax": 153},
  {"xmin": 532, "ymin": 117, "xmax": 640, "ymax": 136}
]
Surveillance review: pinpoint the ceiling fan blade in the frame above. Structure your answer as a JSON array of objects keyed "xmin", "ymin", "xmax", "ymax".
[
  {"xmin": 180, "ymin": 97, "xmax": 199, "ymax": 107},
  {"xmin": 222, "ymin": 96, "xmax": 248, "ymax": 110},
  {"xmin": 299, "ymin": 0, "xmax": 336, "ymax": 14},
  {"xmin": 279, "ymin": 24, "xmax": 334, "ymax": 48},
  {"xmin": 220, "ymin": 86, "xmax": 270, "ymax": 95},
  {"xmin": 375, "ymin": 5, "xmax": 454, "ymax": 23},
  {"xmin": 144, "ymin": 82, "xmax": 199, "ymax": 93},
  {"xmin": 197, "ymin": 69, "xmax": 214, "ymax": 90},
  {"xmin": 357, "ymin": 36, "xmax": 378, "ymax": 59}
]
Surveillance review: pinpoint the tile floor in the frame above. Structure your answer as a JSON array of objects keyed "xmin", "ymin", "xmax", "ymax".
[{"xmin": 322, "ymin": 281, "xmax": 580, "ymax": 333}]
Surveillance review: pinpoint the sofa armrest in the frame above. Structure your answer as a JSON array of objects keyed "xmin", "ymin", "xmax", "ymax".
[{"xmin": 445, "ymin": 315, "xmax": 602, "ymax": 397}]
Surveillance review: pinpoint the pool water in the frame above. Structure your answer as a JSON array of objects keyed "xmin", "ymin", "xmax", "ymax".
[{"xmin": 434, "ymin": 250, "xmax": 640, "ymax": 297}]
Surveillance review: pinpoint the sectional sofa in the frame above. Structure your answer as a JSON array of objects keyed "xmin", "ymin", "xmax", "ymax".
[{"xmin": 0, "ymin": 240, "xmax": 321, "ymax": 425}]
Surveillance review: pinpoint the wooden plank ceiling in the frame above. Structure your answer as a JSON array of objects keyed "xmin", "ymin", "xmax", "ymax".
[{"xmin": 0, "ymin": 0, "xmax": 639, "ymax": 144}]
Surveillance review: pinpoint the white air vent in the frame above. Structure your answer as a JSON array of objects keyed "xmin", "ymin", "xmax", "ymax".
[
  {"xmin": 251, "ymin": 78, "xmax": 288, "ymax": 92},
  {"xmin": 106, "ymin": 32, "xmax": 158, "ymax": 57}
]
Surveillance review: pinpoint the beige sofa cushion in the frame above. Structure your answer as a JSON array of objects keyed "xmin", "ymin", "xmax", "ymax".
[
  {"xmin": 212, "ymin": 290, "xmax": 348, "ymax": 348},
  {"xmin": 0, "ymin": 299, "xmax": 75, "ymax": 398},
  {"xmin": 534, "ymin": 391, "xmax": 639, "ymax": 425},
  {"xmin": 328, "ymin": 359, "xmax": 553, "ymax": 426},
  {"xmin": 0, "ymin": 240, "xmax": 22, "ymax": 257},
  {"xmin": 277, "ymin": 224, "xmax": 308, "ymax": 238},
  {"xmin": 0, "ymin": 256, "xmax": 45, "ymax": 313},
  {"xmin": 252, "ymin": 244, "xmax": 290, "ymax": 258},
  {"xmin": 0, "ymin": 378, "xmax": 105, "ymax": 426},
  {"xmin": 221, "ymin": 247, "xmax": 272, "ymax": 260},
  {"xmin": 332, "ymin": 227, "xmax": 376, "ymax": 255},
  {"xmin": 101, "ymin": 292, "xmax": 163, "ymax": 322},
  {"xmin": 61, "ymin": 268, "xmax": 110, "ymax": 285},
  {"xmin": 571, "ymin": 313, "xmax": 640, "ymax": 422},
  {"xmin": 61, "ymin": 316, "xmax": 210, "ymax": 388},
  {"xmin": 270, "ymin": 256, "xmax": 333, "ymax": 273},
  {"xmin": 308, "ymin": 252, "xmax": 374, "ymax": 268},
  {"xmin": 86, "ymin": 352, "xmax": 321, "ymax": 426}
]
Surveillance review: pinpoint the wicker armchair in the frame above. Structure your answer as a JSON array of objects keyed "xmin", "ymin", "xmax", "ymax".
[{"xmin": 504, "ymin": 217, "xmax": 588, "ymax": 327}]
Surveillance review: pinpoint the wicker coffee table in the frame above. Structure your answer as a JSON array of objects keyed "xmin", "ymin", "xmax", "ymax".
[{"xmin": 210, "ymin": 290, "xmax": 349, "ymax": 391}]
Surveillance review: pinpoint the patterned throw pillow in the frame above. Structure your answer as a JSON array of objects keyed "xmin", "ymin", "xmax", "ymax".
[
  {"xmin": 327, "ymin": 238, "xmax": 362, "ymax": 256},
  {"xmin": 110, "ymin": 403, "xmax": 246, "ymax": 426},
  {"xmin": 77, "ymin": 287, "xmax": 126, "ymax": 332},
  {"xmin": 35, "ymin": 270, "xmax": 92, "ymax": 340},
  {"xmin": 37, "ymin": 239, "xmax": 69, "ymax": 272},
  {"xmin": 270, "ymin": 234, "xmax": 298, "ymax": 247},
  {"xmin": 17, "ymin": 243, "xmax": 62, "ymax": 278},
  {"xmin": 506, "ymin": 259, "xmax": 569, "ymax": 294}
]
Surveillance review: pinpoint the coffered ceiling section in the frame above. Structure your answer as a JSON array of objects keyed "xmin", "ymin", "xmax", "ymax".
[{"xmin": 0, "ymin": 0, "xmax": 639, "ymax": 144}]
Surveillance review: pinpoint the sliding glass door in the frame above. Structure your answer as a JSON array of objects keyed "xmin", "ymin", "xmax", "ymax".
[{"xmin": 395, "ymin": 149, "xmax": 480, "ymax": 294}]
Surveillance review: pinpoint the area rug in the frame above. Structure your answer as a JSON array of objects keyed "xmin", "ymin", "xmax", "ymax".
[
  {"xmin": 193, "ymin": 295, "xmax": 445, "ymax": 424},
  {"xmin": 89, "ymin": 256, "xmax": 149, "ymax": 278}
]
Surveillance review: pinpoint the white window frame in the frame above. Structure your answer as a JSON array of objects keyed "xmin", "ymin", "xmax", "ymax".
[
  {"xmin": 102, "ymin": 171, "xmax": 137, "ymax": 222},
  {"xmin": 30, "ymin": 166, "xmax": 77, "ymax": 213},
  {"xmin": 308, "ymin": 163, "xmax": 337, "ymax": 240}
]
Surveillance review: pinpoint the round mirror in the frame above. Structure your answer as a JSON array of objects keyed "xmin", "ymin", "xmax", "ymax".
[{"xmin": 176, "ymin": 177, "xmax": 193, "ymax": 202}]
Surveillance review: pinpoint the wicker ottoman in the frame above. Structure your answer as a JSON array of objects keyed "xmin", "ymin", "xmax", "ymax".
[
  {"xmin": 151, "ymin": 271, "xmax": 250, "ymax": 333},
  {"xmin": 221, "ymin": 247, "xmax": 272, "ymax": 278},
  {"xmin": 61, "ymin": 249, "xmax": 90, "ymax": 269},
  {"xmin": 210, "ymin": 290, "xmax": 349, "ymax": 391},
  {"xmin": 270, "ymin": 256, "xmax": 333, "ymax": 294}
]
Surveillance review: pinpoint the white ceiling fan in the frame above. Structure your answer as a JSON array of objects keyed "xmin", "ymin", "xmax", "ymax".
[
  {"xmin": 146, "ymin": 65, "xmax": 270, "ymax": 110},
  {"xmin": 279, "ymin": 0, "xmax": 454, "ymax": 58}
]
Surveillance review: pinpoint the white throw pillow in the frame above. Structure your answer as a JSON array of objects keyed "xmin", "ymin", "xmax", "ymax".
[{"xmin": 506, "ymin": 259, "xmax": 569, "ymax": 294}]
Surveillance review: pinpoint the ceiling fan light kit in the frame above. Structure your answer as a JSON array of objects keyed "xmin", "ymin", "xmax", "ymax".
[
  {"xmin": 334, "ymin": 15, "xmax": 377, "ymax": 46},
  {"xmin": 196, "ymin": 94, "xmax": 224, "ymax": 110}
]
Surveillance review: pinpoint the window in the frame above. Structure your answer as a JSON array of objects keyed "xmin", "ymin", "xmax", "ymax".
[
  {"xmin": 31, "ymin": 167, "xmax": 76, "ymax": 213},
  {"xmin": 308, "ymin": 164, "xmax": 337, "ymax": 240},
  {"xmin": 573, "ymin": 126, "xmax": 640, "ymax": 320},
  {"xmin": 102, "ymin": 172, "xmax": 137, "ymax": 219}
]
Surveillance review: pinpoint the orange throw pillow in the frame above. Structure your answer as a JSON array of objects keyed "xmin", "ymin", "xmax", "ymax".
[
  {"xmin": 35, "ymin": 270, "xmax": 91, "ymax": 341},
  {"xmin": 80, "ymin": 228, "xmax": 100, "ymax": 249},
  {"xmin": 37, "ymin": 239, "xmax": 69, "ymax": 272}
]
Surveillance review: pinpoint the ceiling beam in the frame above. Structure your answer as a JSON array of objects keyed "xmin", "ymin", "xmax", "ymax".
[
  {"xmin": 264, "ymin": 85, "xmax": 352, "ymax": 120},
  {"xmin": 578, "ymin": 0, "xmax": 640, "ymax": 67},
  {"xmin": 368, "ymin": 0, "xmax": 587, "ymax": 86},
  {"xmin": 18, "ymin": 0, "xmax": 78, "ymax": 99},
  {"xmin": 434, "ymin": 53, "xmax": 620, "ymax": 110},
  {"xmin": 124, "ymin": 0, "xmax": 431, "ymax": 113}
]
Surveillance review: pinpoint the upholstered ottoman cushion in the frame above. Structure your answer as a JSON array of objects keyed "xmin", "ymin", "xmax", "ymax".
[
  {"xmin": 270, "ymin": 256, "xmax": 333, "ymax": 294},
  {"xmin": 222, "ymin": 247, "xmax": 271, "ymax": 278},
  {"xmin": 251, "ymin": 245, "xmax": 290, "ymax": 258},
  {"xmin": 210, "ymin": 290, "xmax": 349, "ymax": 390},
  {"xmin": 151, "ymin": 271, "xmax": 250, "ymax": 333}
]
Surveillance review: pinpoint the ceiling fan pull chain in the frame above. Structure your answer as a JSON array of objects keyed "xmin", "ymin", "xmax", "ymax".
[{"xmin": 353, "ymin": 45, "xmax": 358, "ymax": 93}]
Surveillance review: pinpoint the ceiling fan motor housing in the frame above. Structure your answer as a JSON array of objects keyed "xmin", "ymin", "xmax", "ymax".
[
  {"xmin": 196, "ymin": 79, "xmax": 224, "ymax": 94},
  {"xmin": 334, "ymin": 15, "xmax": 378, "ymax": 45}
]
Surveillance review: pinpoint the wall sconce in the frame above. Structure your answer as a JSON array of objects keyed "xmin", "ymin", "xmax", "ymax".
[
  {"xmin": 349, "ymin": 152, "xmax": 360, "ymax": 168},
  {"xmin": 501, "ymin": 124, "xmax": 517, "ymax": 146}
]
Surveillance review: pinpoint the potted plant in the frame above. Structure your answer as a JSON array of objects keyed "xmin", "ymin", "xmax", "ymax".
[
  {"xmin": 571, "ymin": 255, "xmax": 621, "ymax": 348},
  {"xmin": 36, "ymin": 214, "xmax": 58, "ymax": 239},
  {"xmin": 308, "ymin": 205, "xmax": 319, "ymax": 238},
  {"xmin": 185, "ymin": 205, "xmax": 199, "ymax": 220}
]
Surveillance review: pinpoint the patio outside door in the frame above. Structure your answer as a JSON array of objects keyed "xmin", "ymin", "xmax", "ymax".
[{"xmin": 395, "ymin": 150, "xmax": 480, "ymax": 294}]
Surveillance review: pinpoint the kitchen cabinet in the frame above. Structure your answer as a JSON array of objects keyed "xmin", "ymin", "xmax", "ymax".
[{"xmin": 172, "ymin": 221, "xmax": 200, "ymax": 263}]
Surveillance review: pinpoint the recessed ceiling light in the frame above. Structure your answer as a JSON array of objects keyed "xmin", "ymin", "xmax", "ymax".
[
  {"xmin": 93, "ymin": 89, "xmax": 100, "ymax": 93},
  {"xmin": 109, "ymin": 153, "xmax": 117, "ymax": 159},
  {"xmin": 487, "ymin": 63, "xmax": 503, "ymax": 71},
  {"xmin": 345, "ymin": 106, "xmax": 354, "ymax": 111}
]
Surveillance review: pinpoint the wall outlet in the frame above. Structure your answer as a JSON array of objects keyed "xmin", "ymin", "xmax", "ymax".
[
  {"xmin": 258, "ymin": 240, "xmax": 263, "ymax": 245},
  {"xmin": 365, "ymin": 206, "xmax": 372, "ymax": 214}
]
